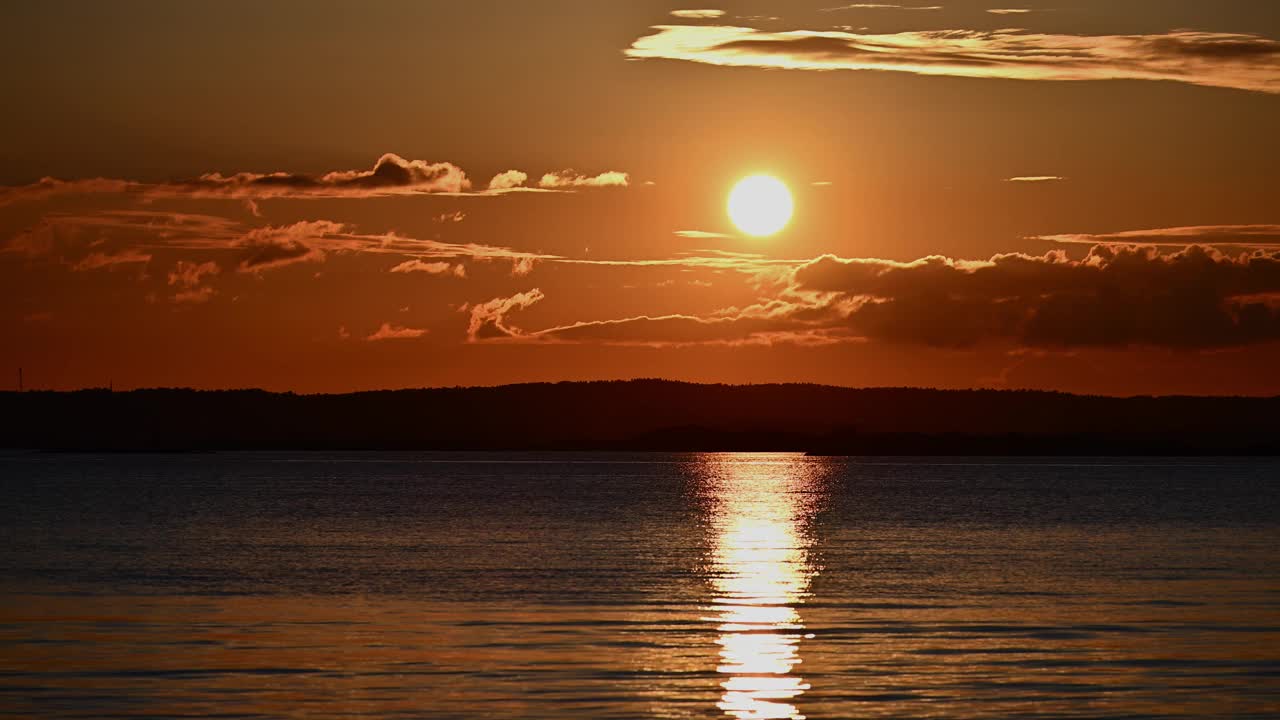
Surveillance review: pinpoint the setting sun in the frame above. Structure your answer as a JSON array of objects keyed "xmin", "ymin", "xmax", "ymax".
[{"xmin": 728, "ymin": 175, "xmax": 794, "ymax": 237}]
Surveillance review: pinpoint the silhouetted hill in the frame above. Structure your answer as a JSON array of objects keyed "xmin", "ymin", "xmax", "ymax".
[{"xmin": 2, "ymin": 380, "xmax": 1278, "ymax": 454}]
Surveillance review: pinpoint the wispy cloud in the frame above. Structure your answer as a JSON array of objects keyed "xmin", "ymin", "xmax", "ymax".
[
  {"xmin": 167, "ymin": 260, "xmax": 220, "ymax": 303},
  {"xmin": 5, "ymin": 207, "xmax": 809, "ymax": 291},
  {"xmin": 1037, "ymin": 224, "xmax": 1280, "ymax": 248},
  {"xmin": 467, "ymin": 289, "xmax": 546, "ymax": 341},
  {"xmin": 168, "ymin": 260, "xmax": 220, "ymax": 288},
  {"xmin": 367, "ymin": 323, "xmax": 428, "ymax": 341},
  {"xmin": 71, "ymin": 248, "xmax": 152, "ymax": 272},
  {"xmin": 675, "ymin": 230, "xmax": 734, "ymax": 239},
  {"xmin": 389, "ymin": 259, "xmax": 466, "ymax": 276},
  {"xmin": 4, "ymin": 211, "xmax": 243, "ymax": 266},
  {"xmin": 1006, "ymin": 175, "xmax": 1064, "ymax": 182},
  {"xmin": 671, "ymin": 9, "xmax": 725, "ymax": 19},
  {"xmin": 987, "ymin": 8, "xmax": 1033, "ymax": 14},
  {"xmin": 822, "ymin": 3, "xmax": 942, "ymax": 11},
  {"xmin": 0, "ymin": 178, "xmax": 136, "ymax": 208},
  {"xmin": 5, "ymin": 210, "xmax": 558, "ymax": 273},
  {"xmin": 625, "ymin": 25, "xmax": 1280, "ymax": 94}
]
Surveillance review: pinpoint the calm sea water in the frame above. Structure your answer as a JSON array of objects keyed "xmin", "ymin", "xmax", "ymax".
[{"xmin": 0, "ymin": 452, "xmax": 1277, "ymax": 718}]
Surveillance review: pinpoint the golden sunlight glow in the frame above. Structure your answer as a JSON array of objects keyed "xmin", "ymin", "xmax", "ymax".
[
  {"xmin": 696, "ymin": 454, "xmax": 825, "ymax": 720},
  {"xmin": 728, "ymin": 175, "xmax": 794, "ymax": 237}
]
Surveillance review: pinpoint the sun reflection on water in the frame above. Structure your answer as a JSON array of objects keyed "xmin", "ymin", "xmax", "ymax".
[{"xmin": 697, "ymin": 454, "xmax": 826, "ymax": 720}]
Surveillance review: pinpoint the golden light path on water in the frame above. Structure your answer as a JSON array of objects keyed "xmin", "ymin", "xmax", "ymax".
[{"xmin": 697, "ymin": 454, "xmax": 826, "ymax": 720}]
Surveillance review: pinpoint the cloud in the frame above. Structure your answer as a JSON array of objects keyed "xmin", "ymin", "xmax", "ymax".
[
  {"xmin": 9, "ymin": 210, "xmax": 556, "ymax": 273},
  {"xmin": 71, "ymin": 248, "xmax": 152, "ymax": 271},
  {"xmin": 476, "ymin": 245, "xmax": 1280, "ymax": 350},
  {"xmin": 0, "ymin": 156, "xmax": 633, "ymax": 206},
  {"xmin": 367, "ymin": 323, "xmax": 428, "ymax": 341},
  {"xmin": 467, "ymin": 289, "xmax": 545, "ymax": 341},
  {"xmin": 236, "ymin": 220, "xmax": 343, "ymax": 272},
  {"xmin": 511, "ymin": 256, "xmax": 537, "ymax": 277},
  {"xmin": 3, "ymin": 211, "xmax": 243, "ymax": 269},
  {"xmin": 1006, "ymin": 175, "xmax": 1064, "ymax": 182},
  {"xmin": 0, "ymin": 177, "xmax": 137, "ymax": 208},
  {"xmin": 533, "ymin": 310, "xmax": 842, "ymax": 348},
  {"xmin": 788, "ymin": 244, "xmax": 1280, "ymax": 348},
  {"xmin": 671, "ymin": 9, "xmax": 726, "ymax": 19},
  {"xmin": 168, "ymin": 260, "xmax": 220, "ymax": 288},
  {"xmin": 195, "ymin": 153, "xmax": 471, "ymax": 198},
  {"xmin": 64, "ymin": 211, "xmax": 245, "ymax": 245},
  {"xmin": 0, "ymin": 154, "xmax": 469, "ymax": 205},
  {"xmin": 487, "ymin": 170, "xmax": 529, "ymax": 190},
  {"xmin": 625, "ymin": 26, "xmax": 1280, "ymax": 93},
  {"xmin": 389, "ymin": 259, "xmax": 465, "ymax": 275},
  {"xmin": 167, "ymin": 260, "xmax": 220, "ymax": 303},
  {"xmin": 1037, "ymin": 224, "xmax": 1280, "ymax": 248},
  {"xmin": 675, "ymin": 230, "xmax": 734, "ymax": 239},
  {"xmin": 822, "ymin": 4, "xmax": 941, "ymax": 11},
  {"xmin": 538, "ymin": 171, "xmax": 630, "ymax": 188},
  {"xmin": 171, "ymin": 286, "xmax": 216, "ymax": 304},
  {"xmin": 7, "ymin": 208, "xmax": 806, "ymax": 305},
  {"xmin": 987, "ymin": 8, "xmax": 1033, "ymax": 14}
]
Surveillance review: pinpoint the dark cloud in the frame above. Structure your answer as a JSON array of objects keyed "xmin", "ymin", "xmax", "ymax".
[
  {"xmin": 803, "ymin": 244, "xmax": 1280, "ymax": 348},
  {"xmin": 506, "ymin": 246, "xmax": 1280, "ymax": 350},
  {"xmin": 794, "ymin": 245, "xmax": 1280, "ymax": 349},
  {"xmin": 0, "ymin": 155, "xmax": 469, "ymax": 206},
  {"xmin": 0, "ymin": 155, "xmax": 634, "ymax": 206},
  {"xmin": 191, "ymin": 153, "xmax": 471, "ymax": 198}
]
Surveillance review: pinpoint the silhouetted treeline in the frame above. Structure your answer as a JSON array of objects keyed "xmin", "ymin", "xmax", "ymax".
[{"xmin": 1, "ymin": 380, "xmax": 1278, "ymax": 454}]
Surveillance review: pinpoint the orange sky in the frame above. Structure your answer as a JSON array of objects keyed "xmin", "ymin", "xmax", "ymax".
[{"xmin": 3, "ymin": 0, "xmax": 1280, "ymax": 395}]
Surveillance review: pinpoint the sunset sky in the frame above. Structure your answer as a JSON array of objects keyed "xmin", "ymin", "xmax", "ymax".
[{"xmin": 3, "ymin": 0, "xmax": 1279, "ymax": 395}]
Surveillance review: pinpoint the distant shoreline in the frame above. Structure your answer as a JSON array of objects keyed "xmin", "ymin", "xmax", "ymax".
[{"xmin": 3, "ymin": 380, "xmax": 1278, "ymax": 455}]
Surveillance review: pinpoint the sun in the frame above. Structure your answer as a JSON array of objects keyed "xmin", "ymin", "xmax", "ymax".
[{"xmin": 728, "ymin": 175, "xmax": 794, "ymax": 237}]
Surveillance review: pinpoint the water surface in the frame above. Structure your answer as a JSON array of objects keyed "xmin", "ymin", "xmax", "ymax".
[{"xmin": 1, "ymin": 453, "xmax": 1277, "ymax": 718}]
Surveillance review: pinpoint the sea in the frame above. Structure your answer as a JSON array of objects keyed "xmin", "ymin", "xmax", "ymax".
[{"xmin": 1, "ymin": 452, "xmax": 1277, "ymax": 718}]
